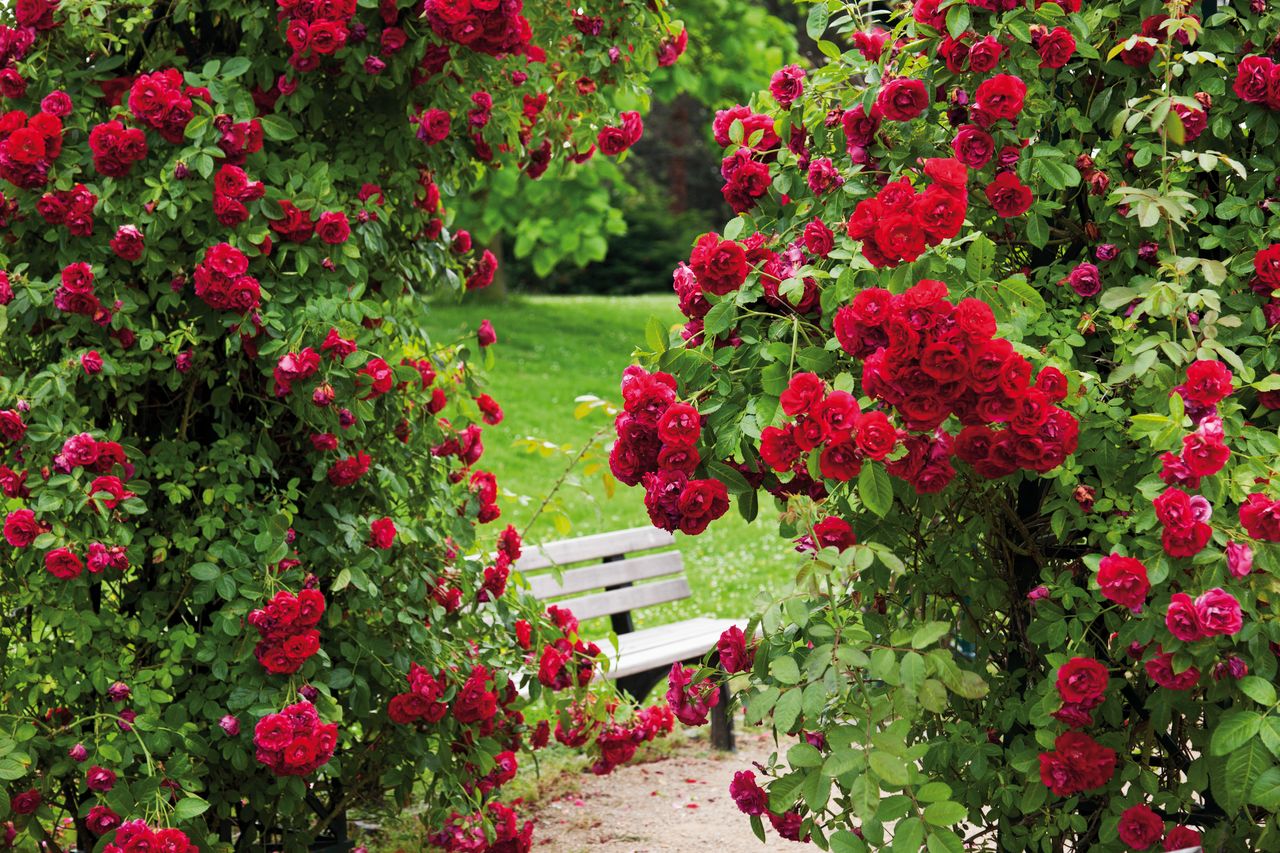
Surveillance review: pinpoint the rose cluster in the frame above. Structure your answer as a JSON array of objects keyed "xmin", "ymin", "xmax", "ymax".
[
  {"xmin": 759, "ymin": 373, "xmax": 891, "ymax": 484},
  {"xmin": 0, "ymin": 107, "xmax": 62, "ymax": 188},
  {"xmin": 127, "ymin": 69, "xmax": 197, "ymax": 144},
  {"xmin": 387, "ymin": 662, "xmax": 449, "ymax": 725},
  {"xmin": 535, "ymin": 606, "xmax": 600, "ymax": 691},
  {"xmin": 590, "ymin": 703, "xmax": 675, "ymax": 775},
  {"xmin": 609, "ymin": 367, "xmax": 729, "ymax": 535},
  {"xmin": 247, "ymin": 589, "xmax": 325, "ymax": 675},
  {"xmin": 37, "ymin": 183, "xmax": 96, "ymax": 236},
  {"xmin": 1037, "ymin": 731, "xmax": 1116, "ymax": 797},
  {"xmin": 1117, "ymin": 804, "xmax": 1202, "ymax": 852},
  {"xmin": 1234, "ymin": 55, "xmax": 1280, "ymax": 111},
  {"xmin": 729, "ymin": 770, "xmax": 810, "ymax": 843},
  {"xmin": 88, "ymin": 119, "xmax": 148, "ymax": 178},
  {"xmin": 665, "ymin": 662, "xmax": 720, "ymax": 726},
  {"xmin": 1164, "ymin": 587, "xmax": 1242, "ymax": 643},
  {"xmin": 810, "ymin": 278, "xmax": 1076, "ymax": 491},
  {"xmin": 423, "ymin": 0, "xmax": 532, "ymax": 58},
  {"xmin": 54, "ymin": 262, "xmax": 112, "ymax": 323},
  {"xmin": 1052, "ymin": 656, "xmax": 1108, "ymax": 729},
  {"xmin": 846, "ymin": 158, "xmax": 968, "ymax": 268},
  {"xmin": 597, "ymin": 111, "xmax": 643, "ymax": 157},
  {"xmin": 1153, "ymin": 487, "xmax": 1213, "ymax": 558},
  {"xmin": 103, "ymin": 820, "xmax": 197, "ymax": 853},
  {"xmin": 192, "ymin": 242, "xmax": 261, "ymax": 313},
  {"xmin": 278, "ymin": 0, "xmax": 358, "ymax": 71},
  {"xmin": 429, "ymin": 801, "xmax": 533, "ymax": 853},
  {"xmin": 212, "ymin": 164, "xmax": 265, "ymax": 227},
  {"xmin": 252, "ymin": 700, "xmax": 338, "ymax": 776}
]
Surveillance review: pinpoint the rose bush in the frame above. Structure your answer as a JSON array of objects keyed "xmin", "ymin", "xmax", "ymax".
[
  {"xmin": 0, "ymin": 0, "xmax": 680, "ymax": 850},
  {"xmin": 616, "ymin": 0, "xmax": 1280, "ymax": 849}
]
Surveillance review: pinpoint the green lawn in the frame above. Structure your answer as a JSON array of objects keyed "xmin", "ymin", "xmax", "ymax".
[{"xmin": 424, "ymin": 294, "xmax": 794, "ymax": 637}]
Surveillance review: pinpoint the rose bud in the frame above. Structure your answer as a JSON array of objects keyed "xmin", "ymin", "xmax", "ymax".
[
  {"xmin": 299, "ymin": 685, "xmax": 319, "ymax": 702},
  {"xmin": 106, "ymin": 682, "xmax": 131, "ymax": 702},
  {"xmin": 218, "ymin": 715, "xmax": 240, "ymax": 736},
  {"xmin": 1026, "ymin": 585, "xmax": 1050, "ymax": 602},
  {"xmin": 1073, "ymin": 485, "xmax": 1095, "ymax": 513},
  {"xmin": 312, "ymin": 383, "xmax": 335, "ymax": 407},
  {"xmin": 68, "ymin": 743, "xmax": 88, "ymax": 762},
  {"xmin": 174, "ymin": 162, "xmax": 190, "ymax": 180},
  {"xmin": 170, "ymin": 274, "xmax": 186, "ymax": 293},
  {"xmin": 285, "ymin": 527, "xmax": 297, "ymax": 545},
  {"xmin": 1095, "ymin": 244, "xmax": 1118, "ymax": 261},
  {"xmin": 338, "ymin": 408, "xmax": 356, "ymax": 428},
  {"xmin": 81, "ymin": 351, "xmax": 103, "ymax": 375},
  {"xmin": 176, "ymin": 351, "xmax": 193, "ymax": 373},
  {"xmin": 364, "ymin": 56, "xmax": 386, "ymax": 75}
]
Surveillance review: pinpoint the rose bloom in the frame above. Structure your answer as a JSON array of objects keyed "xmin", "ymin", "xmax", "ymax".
[
  {"xmin": 1226, "ymin": 541, "xmax": 1253, "ymax": 578},
  {"xmin": 1194, "ymin": 587, "xmax": 1242, "ymax": 637},
  {"xmin": 1055, "ymin": 656, "xmax": 1108, "ymax": 704},
  {"xmin": 716, "ymin": 625, "xmax": 754, "ymax": 673},
  {"xmin": 876, "ymin": 77, "xmax": 929, "ymax": 122},
  {"xmin": 369, "ymin": 517, "xmax": 396, "ymax": 549},
  {"xmin": 1165, "ymin": 592, "xmax": 1203, "ymax": 642},
  {"xmin": 1096, "ymin": 553, "xmax": 1150, "ymax": 612},
  {"xmin": 81, "ymin": 350, "xmax": 104, "ymax": 375},
  {"xmin": 316, "ymin": 211, "xmax": 350, "ymax": 244},
  {"xmin": 4, "ymin": 508, "xmax": 40, "ymax": 547},
  {"xmin": 1117, "ymin": 804, "xmax": 1163, "ymax": 849},
  {"xmin": 974, "ymin": 74, "xmax": 1027, "ymax": 121},
  {"xmin": 729, "ymin": 770, "xmax": 768, "ymax": 815},
  {"xmin": 985, "ymin": 172, "xmax": 1033, "ymax": 217}
]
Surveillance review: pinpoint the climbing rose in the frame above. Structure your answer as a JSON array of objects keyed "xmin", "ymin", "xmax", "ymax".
[
  {"xmin": 369, "ymin": 517, "xmax": 396, "ymax": 549},
  {"xmin": 1055, "ymin": 657, "xmax": 1108, "ymax": 704},
  {"xmin": 665, "ymin": 662, "xmax": 719, "ymax": 726},
  {"xmin": 1117, "ymin": 804, "xmax": 1163, "ymax": 849},
  {"xmin": 1165, "ymin": 593, "xmax": 1203, "ymax": 642},
  {"xmin": 1096, "ymin": 553, "xmax": 1150, "ymax": 612},
  {"xmin": 716, "ymin": 625, "xmax": 754, "ymax": 673},
  {"xmin": 1194, "ymin": 587, "xmax": 1242, "ymax": 637},
  {"xmin": 729, "ymin": 770, "xmax": 768, "ymax": 815}
]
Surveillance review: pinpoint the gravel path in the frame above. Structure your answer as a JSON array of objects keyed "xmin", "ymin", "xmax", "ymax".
[{"xmin": 531, "ymin": 728, "xmax": 799, "ymax": 852}]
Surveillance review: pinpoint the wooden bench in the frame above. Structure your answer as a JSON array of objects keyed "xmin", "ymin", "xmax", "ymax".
[{"xmin": 516, "ymin": 526, "xmax": 741, "ymax": 750}]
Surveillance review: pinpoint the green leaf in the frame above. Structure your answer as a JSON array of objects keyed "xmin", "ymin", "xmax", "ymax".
[
  {"xmin": 1025, "ymin": 215, "xmax": 1049, "ymax": 248},
  {"xmin": 892, "ymin": 817, "xmax": 925, "ymax": 853},
  {"xmin": 768, "ymin": 771, "xmax": 805, "ymax": 813},
  {"xmin": 644, "ymin": 316, "xmax": 668, "ymax": 354},
  {"xmin": 1223, "ymin": 738, "xmax": 1272, "ymax": 814},
  {"xmin": 221, "ymin": 57, "xmax": 252, "ymax": 79},
  {"xmin": 173, "ymin": 796, "xmax": 211, "ymax": 820},
  {"xmin": 770, "ymin": 656, "xmax": 801, "ymax": 685},
  {"xmin": 945, "ymin": 3, "xmax": 970, "ymax": 38},
  {"xmin": 774, "ymin": 688, "xmax": 802, "ymax": 732},
  {"xmin": 919, "ymin": 679, "xmax": 948, "ymax": 713},
  {"xmin": 805, "ymin": 2, "xmax": 830, "ymax": 39},
  {"xmin": 831, "ymin": 830, "xmax": 869, "ymax": 853},
  {"xmin": 946, "ymin": 670, "xmax": 988, "ymax": 700},
  {"xmin": 926, "ymin": 829, "xmax": 967, "ymax": 853},
  {"xmin": 702, "ymin": 298, "xmax": 736, "ymax": 338},
  {"xmin": 858, "ymin": 463, "xmax": 893, "ymax": 517},
  {"xmin": 1252, "ymin": 766, "xmax": 1280, "ymax": 810},
  {"xmin": 1239, "ymin": 677, "xmax": 1277, "ymax": 707},
  {"xmin": 190, "ymin": 563, "xmax": 220, "ymax": 581},
  {"xmin": 869, "ymin": 750, "xmax": 909, "ymax": 787},
  {"xmin": 1211, "ymin": 711, "xmax": 1262, "ymax": 757},
  {"xmin": 259, "ymin": 114, "xmax": 298, "ymax": 141},
  {"xmin": 911, "ymin": 621, "xmax": 950, "ymax": 649},
  {"xmin": 965, "ymin": 235, "xmax": 995, "ymax": 281},
  {"xmin": 723, "ymin": 216, "xmax": 746, "ymax": 241},
  {"xmin": 922, "ymin": 800, "xmax": 968, "ymax": 826},
  {"xmin": 789, "ymin": 742, "xmax": 824, "ymax": 768}
]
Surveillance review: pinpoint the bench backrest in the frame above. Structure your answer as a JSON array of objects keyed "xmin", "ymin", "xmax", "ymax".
[{"xmin": 516, "ymin": 527, "xmax": 688, "ymax": 622}]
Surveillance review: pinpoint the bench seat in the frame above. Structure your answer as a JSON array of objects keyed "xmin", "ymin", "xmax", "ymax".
[{"xmin": 594, "ymin": 616, "xmax": 742, "ymax": 682}]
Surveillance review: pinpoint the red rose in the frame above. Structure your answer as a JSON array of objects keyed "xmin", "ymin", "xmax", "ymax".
[
  {"xmin": 316, "ymin": 211, "xmax": 350, "ymax": 244},
  {"xmin": 952, "ymin": 124, "xmax": 994, "ymax": 168},
  {"xmin": 1180, "ymin": 359, "xmax": 1233, "ymax": 406},
  {"xmin": 852, "ymin": 410, "xmax": 896, "ymax": 460},
  {"xmin": 369, "ymin": 517, "xmax": 396, "ymax": 549},
  {"xmin": 1039, "ymin": 26, "xmax": 1076, "ymax": 68},
  {"xmin": 716, "ymin": 625, "xmax": 754, "ymax": 673},
  {"xmin": 1145, "ymin": 650, "xmax": 1200, "ymax": 690},
  {"xmin": 1038, "ymin": 731, "xmax": 1116, "ymax": 797},
  {"xmin": 1194, "ymin": 587, "xmax": 1242, "ymax": 636},
  {"xmin": 110, "ymin": 225, "xmax": 145, "ymax": 261},
  {"xmin": 769, "ymin": 65, "xmax": 805, "ymax": 108},
  {"xmin": 676, "ymin": 478, "xmax": 729, "ymax": 535},
  {"xmin": 657, "ymin": 402, "xmax": 701, "ymax": 446},
  {"xmin": 1117, "ymin": 804, "xmax": 1163, "ymax": 850},
  {"xmin": 1096, "ymin": 553, "xmax": 1150, "ymax": 612},
  {"xmin": 802, "ymin": 219, "xmax": 835, "ymax": 258},
  {"xmin": 967, "ymin": 36, "xmax": 1004, "ymax": 73},
  {"xmin": 876, "ymin": 77, "xmax": 929, "ymax": 122},
  {"xmin": 45, "ymin": 547, "xmax": 84, "ymax": 579},
  {"xmin": 1162, "ymin": 521, "xmax": 1211, "ymax": 558},
  {"xmin": 729, "ymin": 770, "xmax": 767, "ymax": 816},
  {"xmin": 3, "ymin": 508, "xmax": 40, "ymax": 547},
  {"xmin": 873, "ymin": 213, "xmax": 928, "ymax": 263},
  {"xmin": 1163, "ymin": 827, "xmax": 1201, "ymax": 850},
  {"xmin": 1240, "ymin": 493, "xmax": 1280, "ymax": 541},
  {"xmin": 1056, "ymin": 656, "xmax": 1108, "ymax": 704},
  {"xmin": 1234, "ymin": 55, "xmax": 1274, "ymax": 104},
  {"xmin": 984, "ymin": 172, "xmax": 1033, "ymax": 217},
  {"xmin": 811, "ymin": 516, "xmax": 856, "ymax": 550},
  {"xmin": 974, "ymin": 74, "xmax": 1027, "ymax": 121},
  {"xmin": 914, "ymin": 185, "xmax": 966, "ymax": 242},
  {"xmin": 60, "ymin": 262, "xmax": 95, "ymax": 294},
  {"xmin": 815, "ymin": 391, "xmax": 861, "ymax": 443},
  {"xmin": 759, "ymin": 425, "xmax": 801, "ymax": 472},
  {"xmin": 819, "ymin": 441, "xmax": 862, "ymax": 481},
  {"xmin": 689, "ymin": 233, "xmax": 749, "ymax": 296},
  {"xmin": 780, "ymin": 372, "xmax": 825, "ymax": 416}
]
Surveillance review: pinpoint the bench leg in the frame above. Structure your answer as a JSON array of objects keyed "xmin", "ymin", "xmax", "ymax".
[{"xmin": 709, "ymin": 681, "xmax": 734, "ymax": 752}]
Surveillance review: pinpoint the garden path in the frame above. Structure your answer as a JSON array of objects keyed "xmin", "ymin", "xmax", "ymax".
[{"xmin": 532, "ymin": 727, "xmax": 795, "ymax": 852}]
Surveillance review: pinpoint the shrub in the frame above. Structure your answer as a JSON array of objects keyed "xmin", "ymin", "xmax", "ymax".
[
  {"xmin": 0, "ymin": 0, "xmax": 679, "ymax": 849},
  {"xmin": 618, "ymin": 0, "xmax": 1280, "ymax": 849}
]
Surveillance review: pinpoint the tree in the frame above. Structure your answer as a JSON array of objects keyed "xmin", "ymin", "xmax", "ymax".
[
  {"xmin": 0, "ymin": 0, "xmax": 673, "ymax": 849},
  {"xmin": 617, "ymin": 0, "xmax": 1280, "ymax": 849}
]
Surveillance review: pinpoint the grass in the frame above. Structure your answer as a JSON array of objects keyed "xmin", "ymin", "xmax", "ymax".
[{"xmin": 423, "ymin": 294, "xmax": 795, "ymax": 645}]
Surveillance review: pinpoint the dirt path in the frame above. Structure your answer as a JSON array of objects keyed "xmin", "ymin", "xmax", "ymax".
[{"xmin": 531, "ymin": 728, "xmax": 799, "ymax": 852}]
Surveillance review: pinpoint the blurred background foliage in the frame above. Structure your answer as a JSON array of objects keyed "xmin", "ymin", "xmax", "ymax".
[{"xmin": 458, "ymin": 0, "xmax": 799, "ymax": 294}]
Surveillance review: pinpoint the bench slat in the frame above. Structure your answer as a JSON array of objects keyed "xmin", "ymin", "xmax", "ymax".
[
  {"xmin": 556, "ymin": 577, "xmax": 691, "ymax": 621},
  {"xmin": 596, "ymin": 617, "xmax": 743, "ymax": 681},
  {"xmin": 524, "ymin": 551, "xmax": 683, "ymax": 600},
  {"xmin": 516, "ymin": 526, "xmax": 676, "ymax": 571}
]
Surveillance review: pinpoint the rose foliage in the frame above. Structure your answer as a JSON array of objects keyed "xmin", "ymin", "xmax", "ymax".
[
  {"xmin": 617, "ymin": 0, "xmax": 1280, "ymax": 849},
  {"xmin": 0, "ymin": 0, "xmax": 682, "ymax": 850}
]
